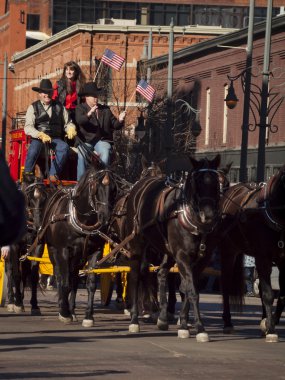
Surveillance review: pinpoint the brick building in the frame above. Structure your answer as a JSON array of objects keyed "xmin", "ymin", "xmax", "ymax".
[{"xmin": 148, "ymin": 14, "xmax": 285, "ymax": 182}]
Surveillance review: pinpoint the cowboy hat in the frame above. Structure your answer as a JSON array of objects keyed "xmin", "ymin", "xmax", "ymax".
[
  {"xmin": 32, "ymin": 79, "xmax": 53, "ymax": 94},
  {"xmin": 78, "ymin": 82, "xmax": 103, "ymax": 97}
]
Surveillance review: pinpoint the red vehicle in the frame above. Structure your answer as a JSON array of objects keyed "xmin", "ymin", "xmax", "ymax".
[{"xmin": 8, "ymin": 112, "xmax": 77, "ymax": 182}]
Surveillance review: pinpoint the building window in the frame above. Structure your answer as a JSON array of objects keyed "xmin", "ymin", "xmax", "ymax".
[
  {"xmin": 205, "ymin": 88, "xmax": 210, "ymax": 146},
  {"xmin": 27, "ymin": 14, "xmax": 40, "ymax": 31},
  {"xmin": 223, "ymin": 84, "xmax": 228, "ymax": 144}
]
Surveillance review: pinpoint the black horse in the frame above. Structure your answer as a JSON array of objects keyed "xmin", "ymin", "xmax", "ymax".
[
  {"xmin": 119, "ymin": 154, "xmax": 222, "ymax": 341},
  {"xmin": 36, "ymin": 161, "xmax": 118, "ymax": 323},
  {"xmin": 6, "ymin": 179, "xmax": 51, "ymax": 314},
  {"xmin": 217, "ymin": 163, "xmax": 285, "ymax": 342},
  {"xmin": 82, "ymin": 156, "xmax": 165, "ymax": 327}
]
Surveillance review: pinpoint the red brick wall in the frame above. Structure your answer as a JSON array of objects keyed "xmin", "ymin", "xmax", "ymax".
[{"xmin": 0, "ymin": 0, "xmax": 27, "ymax": 154}]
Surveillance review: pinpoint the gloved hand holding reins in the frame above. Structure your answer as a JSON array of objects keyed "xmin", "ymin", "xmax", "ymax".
[{"xmin": 38, "ymin": 131, "xmax": 51, "ymax": 143}]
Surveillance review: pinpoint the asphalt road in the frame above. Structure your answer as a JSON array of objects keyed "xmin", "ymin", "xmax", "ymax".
[{"xmin": 0, "ymin": 289, "xmax": 284, "ymax": 380}]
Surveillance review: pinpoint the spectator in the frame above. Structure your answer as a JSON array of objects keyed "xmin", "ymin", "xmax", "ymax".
[
  {"xmin": 75, "ymin": 82, "xmax": 126, "ymax": 180},
  {"xmin": 52, "ymin": 61, "xmax": 86, "ymax": 124},
  {"xmin": 23, "ymin": 79, "xmax": 77, "ymax": 181},
  {"xmin": 244, "ymin": 255, "xmax": 256, "ymax": 297}
]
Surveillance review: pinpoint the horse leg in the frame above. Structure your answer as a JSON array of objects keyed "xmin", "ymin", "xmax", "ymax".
[
  {"xmin": 181, "ymin": 271, "xmax": 209, "ymax": 342},
  {"xmin": 274, "ymin": 264, "xmax": 285, "ymax": 325},
  {"xmin": 220, "ymin": 248, "xmax": 241, "ymax": 334},
  {"xmin": 5, "ymin": 253, "xmax": 15, "ymax": 312},
  {"xmin": 157, "ymin": 265, "xmax": 170, "ymax": 331},
  {"xmin": 167, "ymin": 272, "xmax": 178, "ymax": 321},
  {"xmin": 128, "ymin": 259, "xmax": 140, "ymax": 333},
  {"xmin": 29, "ymin": 244, "xmax": 44, "ymax": 315},
  {"xmin": 68, "ymin": 271, "xmax": 79, "ymax": 322},
  {"xmin": 257, "ymin": 262, "xmax": 278, "ymax": 342},
  {"xmin": 11, "ymin": 246, "xmax": 25, "ymax": 314},
  {"xmin": 49, "ymin": 246, "xmax": 73, "ymax": 323}
]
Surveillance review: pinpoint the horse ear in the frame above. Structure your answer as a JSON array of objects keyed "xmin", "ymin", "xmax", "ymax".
[
  {"xmin": 225, "ymin": 161, "xmax": 233, "ymax": 174},
  {"xmin": 212, "ymin": 154, "xmax": 221, "ymax": 168}
]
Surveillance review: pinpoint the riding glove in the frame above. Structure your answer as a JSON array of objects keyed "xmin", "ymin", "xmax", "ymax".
[
  {"xmin": 38, "ymin": 131, "xmax": 51, "ymax": 143},
  {"xmin": 66, "ymin": 126, "xmax": 77, "ymax": 139}
]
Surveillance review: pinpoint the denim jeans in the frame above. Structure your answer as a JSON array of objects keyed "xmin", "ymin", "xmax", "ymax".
[
  {"xmin": 244, "ymin": 266, "xmax": 255, "ymax": 293},
  {"xmin": 77, "ymin": 140, "xmax": 111, "ymax": 181},
  {"xmin": 24, "ymin": 138, "xmax": 69, "ymax": 176}
]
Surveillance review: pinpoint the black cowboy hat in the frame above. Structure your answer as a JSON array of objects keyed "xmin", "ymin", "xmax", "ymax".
[
  {"xmin": 32, "ymin": 79, "xmax": 53, "ymax": 94},
  {"xmin": 78, "ymin": 82, "xmax": 103, "ymax": 97}
]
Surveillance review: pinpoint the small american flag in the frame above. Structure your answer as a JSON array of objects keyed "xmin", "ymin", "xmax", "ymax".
[
  {"xmin": 136, "ymin": 79, "xmax": 155, "ymax": 103},
  {"xmin": 101, "ymin": 48, "xmax": 125, "ymax": 71}
]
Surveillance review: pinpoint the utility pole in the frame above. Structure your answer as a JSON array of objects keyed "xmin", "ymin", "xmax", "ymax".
[
  {"xmin": 1, "ymin": 52, "xmax": 8, "ymax": 157},
  {"xmin": 239, "ymin": 0, "xmax": 254, "ymax": 182},
  {"xmin": 165, "ymin": 19, "xmax": 174, "ymax": 154},
  {"xmin": 256, "ymin": 0, "xmax": 272, "ymax": 182}
]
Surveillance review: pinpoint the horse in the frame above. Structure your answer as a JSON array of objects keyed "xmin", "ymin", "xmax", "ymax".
[
  {"xmin": 217, "ymin": 163, "xmax": 285, "ymax": 342},
  {"xmin": 117, "ymin": 154, "xmax": 222, "ymax": 342},
  {"xmin": 36, "ymin": 160, "xmax": 119, "ymax": 323},
  {"xmin": 5, "ymin": 178, "xmax": 51, "ymax": 314},
  {"xmin": 82, "ymin": 156, "xmax": 165, "ymax": 327}
]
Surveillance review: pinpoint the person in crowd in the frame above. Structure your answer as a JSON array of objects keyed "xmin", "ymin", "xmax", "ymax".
[
  {"xmin": 52, "ymin": 61, "xmax": 86, "ymax": 124},
  {"xmin": 75, "ymin": 81, "xmax": 126, "ymax": 180},
  {"xmin": 244, "ymin": 254, "xmax": 256, "ymax": 297},
  {"xmin": 0, "ymin": 150, "xmax": 26, "ymax": 246},
  {"xmin": 23, "ymin": 79, "xmax": 77, "ymax": 181}
]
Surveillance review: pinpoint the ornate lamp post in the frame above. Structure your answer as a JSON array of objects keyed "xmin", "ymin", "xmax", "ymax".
[{"xmin": 225, "ymin": 0, "xmax": 285, "ymax": 183}]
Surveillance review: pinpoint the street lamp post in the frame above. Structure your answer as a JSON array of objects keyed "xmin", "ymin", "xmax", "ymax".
[{"xmin": 225, "ymin": 0, "xmax": 285, "ymax": 183}]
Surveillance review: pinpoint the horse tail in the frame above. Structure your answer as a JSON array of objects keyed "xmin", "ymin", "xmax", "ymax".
[
  {"xmin": 138, "ymin": 270, "xmax": 159, "ymax": 316},
  {"xmin": 229, "ymin": 253, "xmax": 245, "ymax": 311}
]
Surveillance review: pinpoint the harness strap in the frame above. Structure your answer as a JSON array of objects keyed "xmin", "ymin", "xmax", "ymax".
[{"xmin": 94, "ymin": 231, "xmax": 134, "ymax": 267}]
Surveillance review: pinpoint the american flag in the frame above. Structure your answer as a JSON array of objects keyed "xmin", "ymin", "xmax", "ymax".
[
  {"xmin": 136, "ymin": 79, "xmax": 156, "ymax": 102},
  {"xmin": 101, "ymin": 48, "xmax": 125, "ymax": 71}
]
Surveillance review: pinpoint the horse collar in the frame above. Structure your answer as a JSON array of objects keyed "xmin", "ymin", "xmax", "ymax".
[{"xmin": 177, "ymin": 204, "xmax": 199, "ymax": 235}]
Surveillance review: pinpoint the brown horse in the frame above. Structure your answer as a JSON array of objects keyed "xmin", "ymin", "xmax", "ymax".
[
  {"xmin": 217, "ymin": 163, "xmax": 285, "ymax": 342},
  {"xmin": 117, "ymin": 154, "xmax": 222, "ymax": 342},
  {"xmin": 35, "ymin": 161, "xmax": 119, "ymax": 323}
]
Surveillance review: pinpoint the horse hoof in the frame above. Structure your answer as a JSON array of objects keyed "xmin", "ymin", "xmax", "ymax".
[
  {"xmin": 157, "ymin": 318, "xmax": 169, "ymax": 331},
  {"xmin": 196, "ymin": 332, "xmax": 209, "ymax": 343},
  {"xmin": 14, "ymin": 305, "xmax": 25, "ymax": 314},
  {"xmin": 260, "ymin": 318, "xmax": 267, "ymax": 333},
  {"xmin": 266, "ymin": 334, "xmax": 279, "ymax": 343},
  {"xmin": 129, "ymin": 324, "xmax": 140, "ymax": 333},
  {"xmin": 178, "ymin": 329, "xmax": 190, "ymax": 339},
  {"xmin": 7, "ymin": 304, "xmax": 15, "ymax": 312},
  {"xmin": 58, "ymin": 313, "xmax": 72, "ymax": 324},
  {"xmin": 223, "ymin": 326, "xmax": 234, "ymax": 334},
  {"xmin": 72, "ymin": 314, "xmax": 78, "ymax": 322},
  {"xmin": 82, "ymin": 319, "xmax": 94, "ymax": 328},
  {"xmin": 31, "ymin": 308, "xmax": 41, "ymax": 316},
  {"xmin": 124, "ymin": 309, "xmax": 131, "ymax": 316}
]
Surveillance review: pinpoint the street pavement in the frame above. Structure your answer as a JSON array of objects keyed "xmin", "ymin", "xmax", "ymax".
[{"xmin": 0, "ymin": 289, "xmax": 284, "ymax": 380}]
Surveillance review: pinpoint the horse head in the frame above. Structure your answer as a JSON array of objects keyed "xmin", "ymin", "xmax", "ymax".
[
  {"xmin": 140, "ymin": 155, "xmax": 166, "ymax": 179},
  {"xmin": 21, "ymin": 179, "xmax": 49, "ymax": 232},
  {"xmin": 264, "ymin": 164, "xmax": 285, "ymax": 227},
  {"xmin": 186, "ymin": 154, "xmax": 221, "ymax": 227},
  {"xmin": 76, "ymin": 161, "xmax": 118, "ymax": 229}
]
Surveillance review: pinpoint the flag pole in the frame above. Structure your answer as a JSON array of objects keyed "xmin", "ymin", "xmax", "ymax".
[
  {"xmin": 93, "ymin": 60, "xmax": 102, "ymax": 82},
  {"xmin": 125, "ymin": 88, "xmax": 137, "ymax": 111}
]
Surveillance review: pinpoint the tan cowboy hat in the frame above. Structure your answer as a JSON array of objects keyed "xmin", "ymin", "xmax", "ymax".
[
  {"xmin": 32, "ymin": 79, "xmax": 53, "ymax": 94},
  {"xmin": 78, "ymin": 82, "xmax": 103, "ymax": 97}
]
